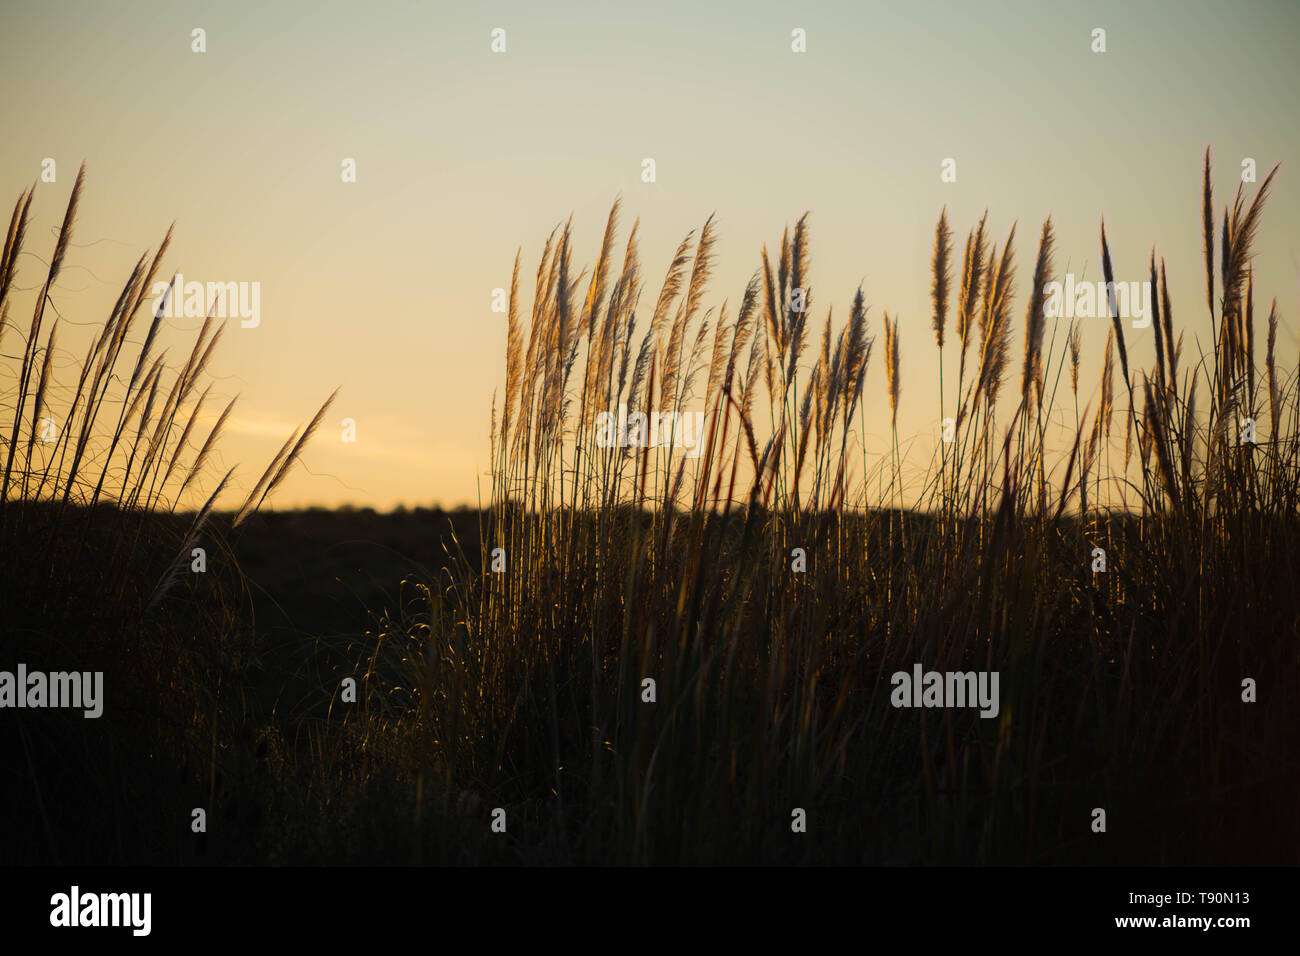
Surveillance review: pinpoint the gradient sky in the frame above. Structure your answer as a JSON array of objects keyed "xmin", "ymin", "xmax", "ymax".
[{"xmin": 3, "ymin": 0, "xmax": 1298, "ymax": 510}]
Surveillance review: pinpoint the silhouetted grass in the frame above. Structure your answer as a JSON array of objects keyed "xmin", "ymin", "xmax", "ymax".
[
  {"xmin": 0, "ymin": 172, "xmax": 335, "ymax": 863},
  {"xmin": 2, "ymin": 153, "xmax": 1296, "ymax": 865},
  {"xmin": 358, "ymin": 149, "xmax": 1299, "ymax": 863}
]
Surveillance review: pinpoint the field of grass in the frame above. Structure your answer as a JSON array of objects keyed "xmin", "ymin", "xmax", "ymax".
[{"xmin": 1, "ymin": 151, "xmax": 1297, "ymax": 864}]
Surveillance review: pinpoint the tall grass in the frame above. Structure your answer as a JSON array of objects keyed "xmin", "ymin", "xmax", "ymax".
[
  {"xmin": 369, "ymin": 149, "xmax": 1299, "ymax": 863},
  {"xmin": 0, "ymin": 171, "xmax": 334, "ymax": 862},
  {"xmin": 6, "ymin": 158, "xmax": 1293, "ymax": 865},
  {"xmin": 0, "ymin": 170, "xmax": 335, "ymax": 602}
]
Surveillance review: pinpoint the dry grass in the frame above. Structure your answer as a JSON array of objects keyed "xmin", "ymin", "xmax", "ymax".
[
  {"xmin": 363, "ymin": 148, "xmax": 1299, "ymax": 863},
  {"xmin": 0, "ymin": 171, "xmax": 335, "ymax": 863},
  {"xmin": 3, "ymin": 154, "xmax": 1297, "ymax": 865}
]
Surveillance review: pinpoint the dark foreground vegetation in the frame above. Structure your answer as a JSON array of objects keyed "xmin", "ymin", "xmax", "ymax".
[
  {"xmin": 2, "ymin": 154, "xmax": 1298, "ymax": 864},
  {"xmin": 2, "ymin": 504, "xmax": 1296, "ymax": 864}
]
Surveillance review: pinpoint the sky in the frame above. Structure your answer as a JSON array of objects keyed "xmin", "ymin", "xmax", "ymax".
[{"xmin": 2, "ymin": 0, "xmax": 1299, "ymax": 510}]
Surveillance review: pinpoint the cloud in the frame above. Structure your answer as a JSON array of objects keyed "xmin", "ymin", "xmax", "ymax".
[{"xmin": 225, "ymin": 416, "xmax": 479, "ymax": 472}]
